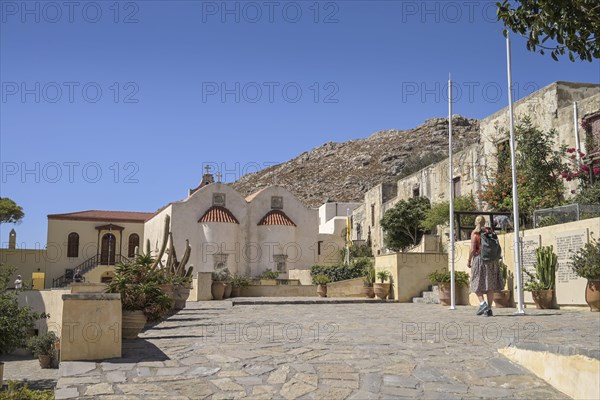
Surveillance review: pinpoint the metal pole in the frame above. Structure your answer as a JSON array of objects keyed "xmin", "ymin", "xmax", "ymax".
[
  {"xmin": 449, "ymin": 74, "xmax": 456, "ymax": 310},
  {"xmin": 506, "ymin": 35, "xmax": 525, "ymax": 315}
]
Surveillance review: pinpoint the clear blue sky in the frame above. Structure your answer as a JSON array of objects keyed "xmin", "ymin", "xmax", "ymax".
[{"xmin": 1, "ymin": 0, "xmax": 599, "ymax": 247}]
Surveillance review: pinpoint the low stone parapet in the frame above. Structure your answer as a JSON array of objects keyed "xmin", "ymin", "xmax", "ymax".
[{"xmin": 60, "ymin": 293, "xmax": 122, "ymax": 361}]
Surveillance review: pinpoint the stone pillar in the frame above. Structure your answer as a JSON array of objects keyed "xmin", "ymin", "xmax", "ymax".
[{"xmin": 60, "ymin": 293, "xmax": 122, "ymax": 361}]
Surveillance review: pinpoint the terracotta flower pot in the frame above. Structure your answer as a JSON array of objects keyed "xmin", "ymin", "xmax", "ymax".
[
  {"xmin": 174, "ymin": 286, "xmax": 190, "ymax": 310},
  {"xmin": 38, "ymin": 355, "xmax": 52, "ymax": 369},
  {"xmin": 231, "ymin": 287, "xmax": 240, "ymax": 298},
  {"xmin": 223, "ymin": 283, "xmax": 232, "ymax": 299},
  {"xmin": 585, "ymin": 280, "xmax": 600, "ymax": 312},
  {"xmin": 373, "ymin": 283, "xmax": 390, "ymax": 300},
  {"xmin": 532, "ymin": 289, "xmax": 555, "ymax": 309},
  {"xmin": 317, "ymin": 284, "xmax": 327, "ymax": 297},
  {"xmin": 493, "ymin": 290, "xmax": 512, "ymax": 308},
  {"xmin": 122, "ymin": 310, "xmax": 147, "ymax": 339},
  {"xmin": 438, "ymin": 283, "xmax": 451, "ymax": 306},
  {"xmin": 211, "ymin": 281, "xmax": 225, "ymax": 300},
  {"xmin": 363, "ymin": 286, "xmax": 375, "ymax": 299},
  {"xmin": 158, "ymin": 284, "xmax": 176, "ymax": 309}
]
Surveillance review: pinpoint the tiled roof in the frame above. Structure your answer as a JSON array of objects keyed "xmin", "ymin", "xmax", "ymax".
[
  {"xmin": 258, "ymin": 210, "xmax": 296, "ymax": 227},
  {"xmin": 198, "ymin": 206, "xmax": 240, "ymax": 224},
  {"xmin": 47, "ymin": 210, "xmax": 154, "ymax": 222}
]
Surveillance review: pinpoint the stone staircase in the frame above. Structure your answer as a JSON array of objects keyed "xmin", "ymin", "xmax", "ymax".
[{"xmin": 412, "ymin": 285, "xmax": 440, "ymax": 304}]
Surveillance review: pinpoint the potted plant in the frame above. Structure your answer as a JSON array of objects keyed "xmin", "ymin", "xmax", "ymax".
[
  {"xmin": 427, "ymin": 270, "xmax": 470, "ymax": 306},
  {"xmin": 524, "ymin": 245, "xmax": 557, "ymax": 309},
  {"xmin": 493, "ymin": 261, "xmax": 513, "ymax": 307},
  {"xmin": 26, "ymin": 331, "xmax": 57, "ymax": 369},
  {"xmin": 258, "ymin": 269, "xmax": 280, "ymax": 285},
  {"xmin": 106, "ymin": 255, "xmax": 173, "ymax": 339},
  {"xmin": 314, "ymin": 274, "xmax": 330, "ymax": 297},
  {"xmin": 374, "ymin": 270, "xmax": 391, "ymax": 300},
  {"xmin": 211, "ymin": 271, "xmax": 228, "ymax": 300},
  {"xmin": 230, "ymin": 274, "xmax": 251, "ymax": 297},
  {"xmin": 223, "ymin": 274, "xmax": 233, "ymax": 299},
  {"xmin": 570, "ymin": 236, "xmax": 600, "ymax": 311},
  {"xmin": 362, "ymin": 267, "xmax": 376, "ymax": 299}
]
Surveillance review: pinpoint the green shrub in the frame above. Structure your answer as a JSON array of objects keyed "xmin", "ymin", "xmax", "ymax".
[
  {"xmin": 0, "ymin": 381, "xmax": 54, "ymax": 400},
  {"xmin": 1, "ymin": 264, "xmax": 48, "ymax": 356},
  {"xmin": 570, "ymin": 236, "xmax": 600, "ymax": 280},
  {"xmin": 313, "ymin": 274, "xmax": 331, "ymax": 285},
  {"xmin": 310, "ymin": 258, "xmax": 373, "ymax": 283},
  {"xmin": 427, "ymin": 270, "xmax": 470, "ymax": 287},
  {"xmin": 258, "ymin": 269, "xmax": 279, "ymax": 280},
  {"xmin": 376, "ymin": 270, "xmax": 391, "ymax": 283},
  {"xmin": 26, "ymin": 331, "xmax": 57, "ymax": 358}
]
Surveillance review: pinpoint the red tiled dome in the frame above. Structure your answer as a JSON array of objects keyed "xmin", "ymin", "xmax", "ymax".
[
  {"xmin": 258, "ymin": 210, "xmax": 296, "ymax": 226},
  {"xmin": 198, "ymin": 206, "xmax": 239, "ymax": 224}
]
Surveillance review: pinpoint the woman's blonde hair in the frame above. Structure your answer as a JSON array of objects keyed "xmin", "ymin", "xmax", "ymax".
[{"xmin": 473, "ymin": 215, "xmax": 486, "ymax": 233}]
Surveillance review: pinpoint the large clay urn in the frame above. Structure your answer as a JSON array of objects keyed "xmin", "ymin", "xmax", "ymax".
[
  {"xmin": 363, "ymin": 286, "xmax": 375, "ymax": 299},
  {"xmin": 316, "ymin": 284, "xmax": 328, "ymax": 297},
  {"xmin": 585, "ymin": 280, "xmax": 600, "ymax": 312},
  {"xmin": 211, "ymin": 281, "xmax": 225, "ymax": 300},
  {"xmin": 223, "ymin": 283, "xmax": 232, "ymax": 299},
  {"xmin": 532, "ymin": 289, "xmax": 555, "ymax": 309},
  {"xmin": 373, "ymin": 283, "xmax": 390, "ymax": 300},
  {"xmin": 174, "ymin": 285, "xmax": 191, "ymax": 310},
  {"xmin": 158, "ymin": 284, "xmax": 176, "ymax": 309},
  {"xmin": 437, "ymin": 283, "xmax": 451, "ymax": 306},
  {"xmin": 122, "ymin": 310, "xmax": 147, "ymax": 339}
]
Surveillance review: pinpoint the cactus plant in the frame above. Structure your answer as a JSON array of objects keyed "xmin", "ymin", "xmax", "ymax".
[
  {"xmin": 525, "ymin": 245, "xmax": 557, "ymax": 291},
  {"xmin": 535, "ymin": 245, "xmax": 557, "ymax": 290},
  {"xmin": 141, "ymin": 215, "xmax": 194, "ymax": 284}
]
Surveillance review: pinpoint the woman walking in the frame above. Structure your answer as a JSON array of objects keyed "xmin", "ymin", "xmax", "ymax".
[{"xmin": 468, "ymin": 216, "xmax": 503, "ymax": 316}]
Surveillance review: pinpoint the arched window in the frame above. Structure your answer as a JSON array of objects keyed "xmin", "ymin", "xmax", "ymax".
[
  {"xmin": 67, "ymin": 232, "xmax": 79, "ymax": 258},
  {"xmin": 128, "ymin": 233, "xmax": 140, "ymax": 258}
]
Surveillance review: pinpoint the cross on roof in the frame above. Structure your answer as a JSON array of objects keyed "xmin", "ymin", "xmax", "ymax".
[
  {"xmin": 204, "ymin": 165, "xmax": 212, "ymax": 174},
  {"xmin": 215, "ymin": 171, "xmax": 222, "ymax": 182}
]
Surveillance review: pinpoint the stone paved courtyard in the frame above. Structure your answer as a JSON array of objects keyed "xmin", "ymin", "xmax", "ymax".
[{"xmin": 5, "ymin": 300, "xmax": 600, "ymax": 399}]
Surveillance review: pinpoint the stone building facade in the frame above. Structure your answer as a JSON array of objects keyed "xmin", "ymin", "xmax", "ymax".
[{"xmin": 356, "ymin": 81, "xmax": 600, "ymax": 256}]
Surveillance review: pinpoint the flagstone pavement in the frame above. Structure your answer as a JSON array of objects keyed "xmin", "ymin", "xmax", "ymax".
[{"xmin": 4, "ymin": 300, "xmax": 600, "ymax": 399}]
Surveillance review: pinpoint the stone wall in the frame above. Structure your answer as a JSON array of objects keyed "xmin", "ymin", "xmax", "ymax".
[
  {"xmin": 454, "ymin": 217, "xmax": 600, "ymax": 307},
  {"xmin": 375, "ymin": 252, "xmax": 448, "ymax": 302}
]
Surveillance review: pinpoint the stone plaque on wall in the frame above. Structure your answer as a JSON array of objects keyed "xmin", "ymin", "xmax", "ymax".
[
  {"xmin": 271, "ymin": 196, "xmax": 283, "ymax": 210},
  {"xmin": 521, "ymin": 235, "xmax": 541, "ymax": 275},
  {"xmin": 555, "ymin": 229, "xmax": 588, "ymax": 284}
]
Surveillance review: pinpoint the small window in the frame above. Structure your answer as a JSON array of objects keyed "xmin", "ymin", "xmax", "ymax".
[
  {"xmin": 370, "ymin": 204, "xmax": 375, "ymax": 226},
  {"xmin": 413, "ymin": 186, "xmax": 420, "ymax": 198},
  {"xmin": 453, "ymin": 177, "xmax": 461, "ymax": 197},
  {"xmin": 271, "ymin": 196, "xmax": 283, "ymax": 210},
  {"xmin": 128, "ymin": 233, "xmax": 140, "ymax": 258},
  {"xmin": 67, "ymin": 232, "xmax": 79, "ymax": 258}
]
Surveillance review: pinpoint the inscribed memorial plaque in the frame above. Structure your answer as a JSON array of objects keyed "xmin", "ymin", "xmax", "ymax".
[
  {"xmin": 555, "ymin": 229, "xmax": 588, "ymax": 284},
  {"xmin": 521, "ymin": 235, "xmax": 541, "ymax": 275}
]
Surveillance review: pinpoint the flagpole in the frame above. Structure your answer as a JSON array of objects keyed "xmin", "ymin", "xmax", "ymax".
[
  {"xmin": 448, "ymin": 74, "xmax": 456, "ymax": 310},
  {"xmin": 506, "ymin": 34, "xmax": 525, "ymax": 315}
]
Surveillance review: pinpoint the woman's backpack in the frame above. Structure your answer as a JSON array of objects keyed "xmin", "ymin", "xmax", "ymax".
[{"xmin": 480, "ymin": 228, "xmax": 502, "ymax": 261}]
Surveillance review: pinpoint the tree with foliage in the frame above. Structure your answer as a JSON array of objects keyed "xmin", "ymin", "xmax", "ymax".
[
  {"xmin": 480, "ymin": 118, "xmax": 566, "ymax": 224},
  {"xmin": 497, "ymin": 0, "xmax": 600, "ymax": 62},
  {"xmin": 421, "ymin": 194, "xmax": 478, "ymax": 232},
  {"xmin": 0, "ymin": 264, "xmax": 46, "ymax": 356},
  {"xmin": 0, "ymin": 197, "xmax": 24, "ymax": 224},
  {"xmin": 380, "ymin": 196, "xmax": 431, "ymax": 252}
]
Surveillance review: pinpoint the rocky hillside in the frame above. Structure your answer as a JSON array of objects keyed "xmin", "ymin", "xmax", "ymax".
[{"xmin": 232, "ymin": 116, "xmax": 480, "ymax": 207}]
